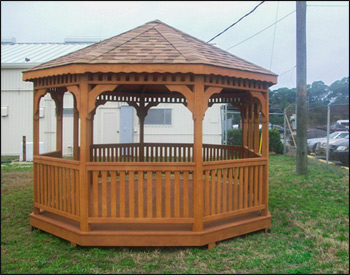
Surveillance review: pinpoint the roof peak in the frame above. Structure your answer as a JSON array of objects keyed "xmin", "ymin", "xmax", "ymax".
[{"xmin": 24, "ymin": 20, "xmax": 277, "ymax": 79}]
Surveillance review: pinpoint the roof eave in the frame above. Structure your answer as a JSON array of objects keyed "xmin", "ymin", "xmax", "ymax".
[
  {"xmin": 22, "ymin": 63, "xmax": 278, "ymax": 85},
  {"xmin": 1, "ymin": 63, "xmax": 42, "ymax": 69}
]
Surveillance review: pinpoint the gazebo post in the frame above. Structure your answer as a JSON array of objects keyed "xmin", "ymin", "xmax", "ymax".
[
  {"xmin": 261, "ymin": 93, "xmax": 269, "ymax": 217},
  {"xmin": 192, "ymin": 75, "xmax": 204, "ymax": 232},
  {"xmin": 53, "ymin": 92, "xmax": 63, "ymax": 157},
  {"xmin": 139, "ymin": 115, "xmax": 145, "ymax": 162},
  {"xmin": 241, "ymin": 106, "xmax": 248, "ymax": 148},
  {"xmin": 90, "ymin": 109, "xmax": 95, "ymax": 161},
  {"xmin": 254, "ymin": 102, "xmax": 260, "ymax": 153},
  {"xmin": 33, "ymin": 88, "xmax": 41, "ymax": 215},
  {"xmin": 78, "ymin": 75, "xmax": 92, "ymax": 232},
  {"xmin": 248, "ymin": 102, "xmax": 254, "ymax": 150},
  {"xmin": 73, "ymin": 101, "xmax": 79, "ymax": 160}
]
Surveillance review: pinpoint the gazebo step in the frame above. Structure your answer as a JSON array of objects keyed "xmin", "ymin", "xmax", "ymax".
[{"xmin": 29, "ymin": 211, "xmax": 271, "ymax": 247}]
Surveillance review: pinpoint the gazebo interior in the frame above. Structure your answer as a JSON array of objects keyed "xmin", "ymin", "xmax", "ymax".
[{"xmin": 24, "ymin": 20, "xmax": 277, "ymax": 248}]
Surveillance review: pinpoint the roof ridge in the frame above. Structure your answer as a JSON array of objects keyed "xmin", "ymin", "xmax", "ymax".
[
  {"xmin": 23, "ymin": 20, "xmax": 277, "ymax": 78},
  {"xmin": 153, "ymin": 20, "xmax": 275, "ymax": 75},
  {"xmin": 89, "ymin": 24, "xmax": 156, "ymax": 62},
  {"xmin": 152, "ymin": 26, "xmax": 190, "ymax": 62}
]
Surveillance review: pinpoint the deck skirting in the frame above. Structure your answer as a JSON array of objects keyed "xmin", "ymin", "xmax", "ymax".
[{"xmin": 30, "ymin": 210, "xmax": 271, "ymax": 247}]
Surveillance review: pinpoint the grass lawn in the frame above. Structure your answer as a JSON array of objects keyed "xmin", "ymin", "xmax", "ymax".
[{"xmin": 1, "ymin": 155, "xmax": 349, "ymax": 274}]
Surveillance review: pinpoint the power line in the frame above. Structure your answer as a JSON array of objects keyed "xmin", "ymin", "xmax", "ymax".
[
  {"xmin": 269, "ymin": 1, "xmax": 279, "ymax": 70},
  {"xmin": 207, "ymin": 1, "xmax": 265, "ymax": 43},
  {"xmin": 307, "ymin": 4, "xmax": 349, "ymax": 7},
  {"xmin": 226, "ymin": 10, "xmax": 295, "ymax": 50},
  {"xmin": 279, "ymin": 65, "xmax": 296, "ymax": 77}
]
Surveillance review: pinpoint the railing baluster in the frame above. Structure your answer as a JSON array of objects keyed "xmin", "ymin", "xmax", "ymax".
[
  {"xmin": 211, "ymin": 169, "xmax": 216, "ymax": 215},
  {"xmin": 254, "ymin": 166, "xmax": 258, "ymax": 206},
  {"xmin": 156, "ymin": 171, "xmax": 162, "ymax": 218},
  {"xmin": 174, "ymin": 171, "xmax": 180, "ymax": 218},
  {"xmin": 239, "ymin": 167, "xmax": 243, "ymax": 209},
  {"xmin": 204, "ymin": 170, "xmax": 210, "ymax": 216},
  {"xmin": 101, "ymin": 171, "xmax": 108, "ymax": 217},
  {"xmin": 110, "ymin": 171, "xmax": 117, "ymax": 217},
  {"xmin": 222, "ymin": 168, "xmax": 227, "ymax": 213},
  {"xmin": 147, "ymin": 171, "xmax": 153, "ymax": 218},
  {"xmin": 92, "ymin": 171, "xmax": 99, "ymax": 217},
  {"xmin": 120, "ymin": 171, "xmax": 126, "ymax": 218},
  {"xmin": 165, "ymin": 171, "xmax": 171, "ymax": 218},
  {"xmin": 183, "ymin": 171, "xmax": 189, "ymax": 218},
  {"xmin": 217, "ymin": 169, "xmax": 222, "ymax": 214},
  {"xmin": 129, "ymin": 171, "xmax": 135, "ymax": 218},
  {"xmin": 138, "ymin": 171, "xmax": 144, "ymax": 218}
]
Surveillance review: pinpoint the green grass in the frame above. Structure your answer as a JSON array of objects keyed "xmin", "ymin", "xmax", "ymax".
[{"xmin": 1, "ymin": 155, "xmax": 349, "ymax": 274}]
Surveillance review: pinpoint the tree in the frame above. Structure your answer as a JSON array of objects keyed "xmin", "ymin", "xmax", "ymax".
[
  {"xmin": 328, "ymin": 77, "xmax": 349, "ymax": 104},
  {"xmin": 307, "ymin": 80, "xmax": 329, "ymax": 105}
]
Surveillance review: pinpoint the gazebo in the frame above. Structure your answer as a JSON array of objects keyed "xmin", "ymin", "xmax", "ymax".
[{"xmin": 23, "ymin": 20, "xmax": 277, "ymax": 248}]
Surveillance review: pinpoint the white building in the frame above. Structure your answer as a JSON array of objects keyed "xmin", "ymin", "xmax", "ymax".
[{"xmin": 1, "ymin": 39, "xmax": 222, "ymax": 158}]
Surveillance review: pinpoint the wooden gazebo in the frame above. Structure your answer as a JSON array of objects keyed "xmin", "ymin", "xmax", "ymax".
[{"xmin": 23, "ymin": 20, "xmax": 277, "ymax": 248}]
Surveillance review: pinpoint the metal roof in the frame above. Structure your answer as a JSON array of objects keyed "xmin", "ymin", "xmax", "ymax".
[{"xmin": 1, "ymin": 43, "xmax": 93, "ymax": 68}]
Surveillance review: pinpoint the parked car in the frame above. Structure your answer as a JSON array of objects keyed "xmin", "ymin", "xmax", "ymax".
[
  {"xmin": 330, "ymin": 123, "xmax": 348, "ymax": 133},
  {"xmin": 336, "ymin": 119, "xmax": 349, "ymax": 130},
  {"xmin": 307, "ymin": 131, "xmax": 348, "ymax": 154},
  {"xmin": 258, "ymin": 123, "xmax": 284, "ymax": 133},
  {"xmin": 305, "ymin": 129, "xmax": 327, "ymax": 153},
  {"xmin": 317, "ymin": 133, "xmax": 349, "ymax": 156},
  {"xmin": 329, "ymin": 138, "xmax": 349, "ymax": 166},
  {"xmin": 314, "ymin": 131, "xmax": 349, "ymax": 155}
]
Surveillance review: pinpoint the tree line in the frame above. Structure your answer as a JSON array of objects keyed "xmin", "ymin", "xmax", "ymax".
[{"xmin": 269, "ymin": 76, "xmax": 349, "ymax": 127}]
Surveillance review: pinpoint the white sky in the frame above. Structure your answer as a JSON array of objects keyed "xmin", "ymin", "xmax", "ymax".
[{"xmin": 1, "ymin": 1, "xmax": 349, "ymax": 90}]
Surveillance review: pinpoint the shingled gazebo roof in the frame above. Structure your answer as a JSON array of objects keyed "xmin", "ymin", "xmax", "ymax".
[{"xmin": 23, "ymin": 20, "xmax": 277, "ymax": 84}]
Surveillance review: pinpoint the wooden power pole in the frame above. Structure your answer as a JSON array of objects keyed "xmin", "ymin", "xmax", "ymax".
[{"xmin": 296, "ymin": 1, "xmax": 308, "ymax": 174}]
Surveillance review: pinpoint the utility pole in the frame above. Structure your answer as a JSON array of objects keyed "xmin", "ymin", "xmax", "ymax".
[{"xmin": 296, "ymin": 1, "xmax": 308, "ymax": 175}]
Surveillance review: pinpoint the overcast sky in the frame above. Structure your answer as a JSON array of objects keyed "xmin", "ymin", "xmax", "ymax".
[{"xmin": 1, "ymin": 1, "xmax": 349, "ymax": 90}]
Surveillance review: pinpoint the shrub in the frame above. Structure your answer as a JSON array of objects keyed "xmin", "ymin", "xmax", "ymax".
[
  {"xmin": 227, "ymin": 129, "xmax": 242, "ymax": 146},
  {"xmin": 227, "ymin": 128, "xmax": 284, "ymax": 154},
  {"xmin": 269, "ymin": 128, "xmax": 284, "ymax": 154}
]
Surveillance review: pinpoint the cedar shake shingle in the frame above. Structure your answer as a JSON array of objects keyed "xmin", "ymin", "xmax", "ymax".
[{"xmin": 26, "ymin": 20, "xmax": 276, "ymax": 76}]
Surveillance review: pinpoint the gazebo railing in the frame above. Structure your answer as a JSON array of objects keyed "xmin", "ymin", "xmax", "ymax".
[
  {"xmin": 33, "ymin": 156, "xmax": 80, "ymax": 222},
  {"xmin": 86, "ymin": 162, "xmax": 195, "ymax": 225},
  {"xmin": 202, "ymin": 157, "xmax": 267, "ymax": 223},
  {"xmin": 90, "ymin": 143, "xmax": 258, "ymax": 163},
  {"xmin": 33, "ymin": 144, "xmax": 266, "ymax": 230}
]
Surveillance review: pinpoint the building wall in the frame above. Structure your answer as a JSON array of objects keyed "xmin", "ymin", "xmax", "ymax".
[{"xmin": 1, "ymin": 67, "xmax": 222, "ymax": 157}]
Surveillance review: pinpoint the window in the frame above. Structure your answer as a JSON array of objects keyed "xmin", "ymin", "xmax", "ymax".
[
  {"xmin": 144, "ymin": 109, "xmax": 172, "ymax": 125},
  {"xmin": 63, "ymin": 108, "xmax": 74, "ymax": 117}
]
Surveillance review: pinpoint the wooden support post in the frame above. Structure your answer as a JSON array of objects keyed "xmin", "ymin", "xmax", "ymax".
[
  {"xmin": 241, "ymin": 107, "xmax": 248, "ymax": 148},
  {"xmin": 90, "ymin": 110, "xmax": 95, "ymax": 161},
  {"xmin": 73, "ymin": 106, "xmax": 79, "ymax": 160},
  {"xmin": 248, "ymin": 103, "xmax": 254, "ymax": 150},
  {"xmin": 139, "ymin": 116, "xmax": 145, "ymax": 162},
  {"xmin": 261, "ymin": 92, "xmax": 269, "ymax": 216},
  {"xmin": 254, "ymin": 102, "xmax": 260, "ymax": 153},
  {"xmin": 193, "ymin": 75, "xmax": 204, "ymax": 232},
  {"xmin": 56, "ymin": 107, "xmax": 63, "ymax": 157},
  {"xmin": 78, "ymin": 75, "xmax": 92, "ymax": 232},
  {"xmin": 208, "ymin": 242, "xmax": 216, "ymax": 249},
  {"xmin": 296, "ymin": 1, "xmax": 308, "ymax": 175},
  {"xmin": 22, "ymin": 136, "xmax": 26, "ymax": 162},
  {"xmin": 33, "ymin": 89, "xmax": 41, "ymax": 215}
]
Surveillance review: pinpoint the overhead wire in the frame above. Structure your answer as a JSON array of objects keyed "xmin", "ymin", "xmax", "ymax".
[
  {"xmin": 269, "ymin": 1, "xmax": 279, "ymax": 71},
  {"xmin": 207, "ymin": 1, "xmax": 265, "ymax": 43},
  {"xmin": 226, "ymin": 10, "xmax": 295, "ymax": 50}
]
